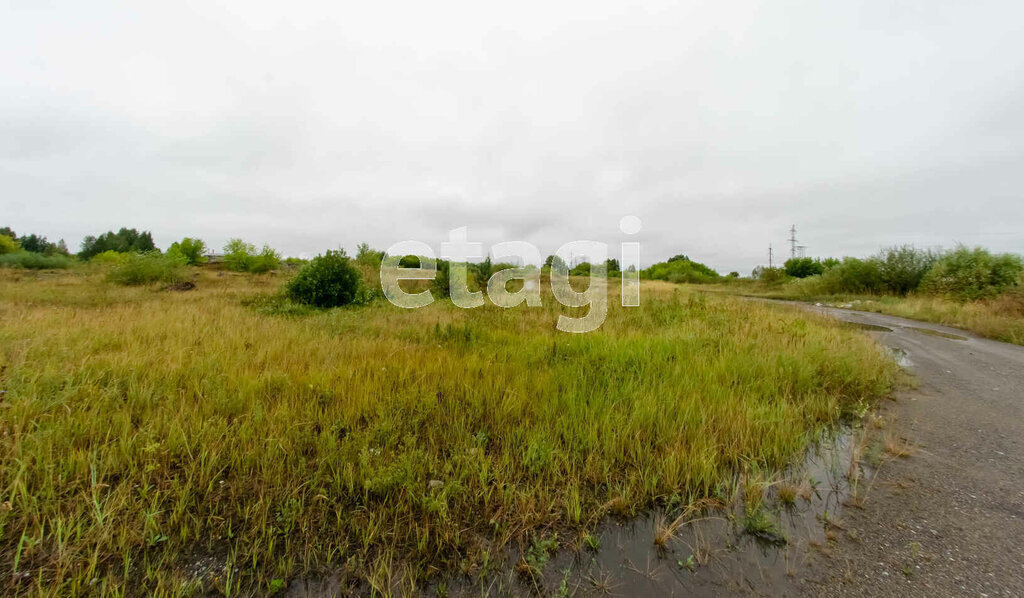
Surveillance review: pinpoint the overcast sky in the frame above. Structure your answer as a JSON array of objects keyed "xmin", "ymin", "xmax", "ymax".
[{"xmin": 2, "ymin": 1, "xmax": 1022, "ymax": 273}]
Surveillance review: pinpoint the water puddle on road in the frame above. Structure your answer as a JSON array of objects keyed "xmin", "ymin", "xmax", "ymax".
[
  {"xmin": 434, "ymin": 426, "xmax": 873, "ymax": 597},
  {"xmin": 905, "ymin": 327, "xmax": 967, "ymax": 341},
  {"xmin": 841, "ymin": 321, "xmax": 893, "ymax": 333},
  {"xmin": 887, "ymin": 347, "xmax": 913, "ymax": 368}
]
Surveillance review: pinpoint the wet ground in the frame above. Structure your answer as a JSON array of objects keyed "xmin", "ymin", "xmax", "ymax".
[
  {"xmin": 289, "ymin": 425, "xmax": 869, "ymax": 598},
  {"xmin": 288, "ymin": 305, "xmax": 1024, "ymax": 597},
  {"xmin": 795, "ymin": 305, "xmax": 1024, "ymax": 597}
]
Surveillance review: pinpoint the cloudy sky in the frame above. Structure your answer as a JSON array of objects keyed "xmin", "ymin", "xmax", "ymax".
[{"xmin": 2, "ymin": 0, "xmax": 1022, "ymax": 273}]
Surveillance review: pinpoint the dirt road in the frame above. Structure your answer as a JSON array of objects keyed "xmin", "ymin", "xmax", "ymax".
[{"xmin": 799, "ymin": 306, "xmax": 1024, "ymax": 597}]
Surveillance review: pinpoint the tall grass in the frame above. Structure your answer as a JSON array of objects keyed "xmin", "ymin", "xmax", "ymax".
[
  {"xmin": 107, "ymin": 252, "xmax": 188, "ymax": 286},
  {"xmin": 0, "ymin": 270, "xmax": 896, "ymax": 594}
]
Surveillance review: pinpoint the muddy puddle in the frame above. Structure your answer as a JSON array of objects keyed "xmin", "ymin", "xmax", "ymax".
[
  {"xmin": 288, "ymin": 343, "xmax": 906, "ymax": 597},
  {"xmin": 422, "ymin": 426, "xmax": 873, "ymax": 598},
  {"xmin": 284, "ymin": 423, "xmax": 874, "ymax": 597}
]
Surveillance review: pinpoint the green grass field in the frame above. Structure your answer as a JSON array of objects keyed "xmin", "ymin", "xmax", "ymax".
[{"xmin": 0, "ymin": 268, "xmax": 896, "ymax": 595}]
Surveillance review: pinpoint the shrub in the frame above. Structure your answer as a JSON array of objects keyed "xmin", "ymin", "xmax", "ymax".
[
  {"xmin": 431, "ymin": 260, "xmax": 452, "ymax": 298},
  {"xmin": 816, "ymin": 257, "xmax": 883, "ymax": 294},
  {"xmin": 286, "ymin": 250, "xmax": 366, "ymax": 308},
  {"xmin": 0, "ymin": 251, "xmax": 75, "ymax": 270},
  {"xmin": 167, "ymin": 238, "xmax": 208, "ymax": 265},
  {"xmin": 784, "ymin": 257, "xmax": 825, "ymax": 278},
  {"xmin": 570, "ymin": 261, "xmax": 591, "ymax": 277},
  {"xmin": 0, "ymin": 234, "xmax": 18, "ymax": 255},
  {"xmin": 752, "ymin": 266, "xmax": 787, "ymax": 284},
  {"xmin": 223, "ymin": 240, "xmax": 281, "ymax": 273},
  {"xmin": 249, "ymin": 245, "xmax": 281, "ymax": 273},
  {"xmin": 645, "ymin": 256, "xmax": 720, "ymax": 283},
  {"xmin": 90, "ymin": 250, "xmax": 129, "ymax": 266},
  {"xmin": 355, "ymin": 243, "xmax": 385, "ymax": 267},
  {"xmin": 108, "ymin": 252, "xmax": 187, "ymax": 285},
  {"xmin": 224, "ymin": 239, "xmax": 256, "ymax": 272},
  {"xmin": 921, "ymin": 246, "xmax": 1023, "ymax": 301},
  {"xmin": 875, "ymin": 245, "xmax": 936, "ymax": 295}
]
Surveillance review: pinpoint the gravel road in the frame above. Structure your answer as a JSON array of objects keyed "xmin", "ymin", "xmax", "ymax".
[{"xmin": 798, "ymin": 306, "xmax": 1024, "ymax": 597}]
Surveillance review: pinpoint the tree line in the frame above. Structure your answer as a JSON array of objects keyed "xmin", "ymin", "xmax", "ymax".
[{"xmin": 757, "ymin": 245, "xmax": 1023, "ymax": 301}]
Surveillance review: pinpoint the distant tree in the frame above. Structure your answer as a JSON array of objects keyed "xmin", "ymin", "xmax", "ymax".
[
  {"xmin": 0, "ymin": 227, "xmax": 16, "ymax": 240},
  {"xmin": 223, "ymin": 238, "xmax": 256, "ymax": 271},
  {"xmin": 0, "ymin": 234, "xmax": 19, "ymax": 255},
  {"xmin": 474, "ymin": 255, "xmax": 493, "ymax": 288},
  {"xmin": 249, "ymin": 245, "xmax": 282, "ymax": 273},
  {"xmin": 920, "ymin": 245, "xmax": 1023, "ymax": 301},
  {"xmin": 818, "ymin": 257, "xmax": 883, "ymax": 294},
  {"xmin": 874, "ymin": 245, "xmax": 937, "ymax": 295},
  {"xmin": 667, "ymin": 254, "xmax": 690, "ymax": 263},
  {"xmin": 19, "ymin": 234, "xmax": 47, "ymax": 254},
  {"xmin": 167, "ymin": 238, "xmax": 208, "ymax": 265},
  {"xmin": 432, "ymin": 259, "xmax": 452, "ymax": 298},
  {"xmin": 545, "ymin": 254, "xmax": 568, "ymax": 273},
  {"xmin": 356, "ymin": 242, "xmax": 385, "ymax": 267},
  {"xmin": 605, "ymin": 258, "xmax": 621, "ymax": 273},
  {"xmin": 784, "ymin": 257, "xmax": 824, "ymax": 278},
  {"xmin": 79, "ymin": 228, "xmax": 156, "ymax": 259},
  {"xmin": 728, "ymin": 271, "xmax": 740, "ymax": 278},
  {"xmin": 821, "ymin": 257, "xmax": 841, "ymax": 270},
  {"xmin": 570, "ymin": 261, "xmax": 592, "ymax": 276},
  {"xmin": 398, "ymin": 255, "xmax": 422, "ymax": 268}
]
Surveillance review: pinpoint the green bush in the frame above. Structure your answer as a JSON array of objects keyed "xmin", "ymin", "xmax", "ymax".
[
  {"xmin": 224, "ymin": 239, "xmax": 280, "ymax": 273},
  {"xmin": 921, "ymin": 246, "xmax": 1023, "ymax": 301},
  {"xmin": 0, "ymin": 251, "xmax": 75, "ymax": 270},
  {"xmin": 816, "ymin": 257, "xmax": 883, "ymax": 294},
  {"xmin": 285, "ymin": 250, "xmax": 366, "ymax": 308},
  {"xmin": 167, "ymin": 238, "xmax": 208, "ymax": 265},
  {"xmin": 0, "ymin": 234, "xmax": 18, "ymax": 255},
  {"xmin": 752, "ymin": 266, "xmax": 787, "ymax": 284},
  {"xmin": 645, "ymin": 256, "xmax": 720, "ymax": 283},
  {"xmin": 784, "ymin": 257, "xmax": 825, "ymax": 278},
  {"xmin": 249, "ymin": 246, "xmax": 281, "ymax": 274},
  {"xmin": 108, "ymin": 252, "xmax": 187, "ymax": 285},
  {"xmin": 875, "ymin": 245, "xmax": 936, "ymax": 295},
  {"xmin": 90, "ymin": 250, "xmax": 129, "ymax": 265},
  {"xmin": 355, "ymin": 243, "xmax": 385, "ymax": 267},
  {"xmin": 224, "ymin": 239, "xmax": 256, "ymax": 272}
]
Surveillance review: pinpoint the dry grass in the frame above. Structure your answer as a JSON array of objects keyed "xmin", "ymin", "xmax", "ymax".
[
  {"xmin": 703, "ymin": 282, "xmax": 1024, "ymax": 346},
  {"xmin": 0, "ymin": 268, "xmax": 896, "ymax": 594}
]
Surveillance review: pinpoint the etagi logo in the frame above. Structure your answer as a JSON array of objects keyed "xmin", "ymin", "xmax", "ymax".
[{"xmin": 379, "ymin": 216, "xmax": 642, "ymax": 334}]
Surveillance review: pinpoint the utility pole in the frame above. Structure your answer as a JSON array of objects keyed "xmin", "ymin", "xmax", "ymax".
[{"xmin": 769, "ymin": 244, "xmax": 774, "ymax": 269}]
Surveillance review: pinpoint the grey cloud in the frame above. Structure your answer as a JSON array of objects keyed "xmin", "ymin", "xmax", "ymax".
[{"xmin": 2, "ymin": 0, "xmax": 1022, "ymax": 274}]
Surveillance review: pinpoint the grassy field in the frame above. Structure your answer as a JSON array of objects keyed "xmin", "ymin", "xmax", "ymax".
[
  {"xmin": 0, "ymin": 268, "xmax": 896, "ymax": 595},
  {"xmin": 702, "ymin": 281, "xmax": 1024, "ymax": 346}
]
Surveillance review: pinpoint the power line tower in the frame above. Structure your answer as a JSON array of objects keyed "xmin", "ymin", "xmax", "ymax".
[
  {"xmin": 788, "ymin": 225, "xmax": 807, "ymax": 259},
  {"xmin": 768, "ymin": 244, "xmax": 774, "ymax": 269}
]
